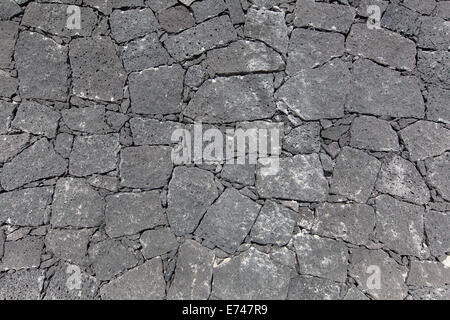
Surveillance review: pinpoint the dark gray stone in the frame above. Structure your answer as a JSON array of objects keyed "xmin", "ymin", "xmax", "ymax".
[
  {"xmin": 0, "ymin": 21, "xmax": 18, "ymax": 68},
  {"xmin": 45, "ymin": 229, "xmax": 94, "ymax": 265},
  {"xmin": 426, "ymin": 86, "xmax": 450, "ymax": 124},
  {"xmin": 0, "ymin": 70, "xmax": 18, "ymax": 98},
  {"xmin": 287, "ymin": 275, "xmax": 341, "ymax": 300},
  {"xmin": 407, "ymin": 261, "xmax": 450, "ymax": 287},
  {"xmin": 62, "ymin": 105, "xmax": 114, "ymax": 134},
  {"xmin": 110, "ymin": 8, "xmax": 159, "ymax": 43},
  {"xmin": 425, "ymin": 210, "xmax": 450, "ymax": 257},
  {"xmin": 157, "ymin": 5, "xmax": 195, "ymax": 33},
  {"xmin": 0, "ymin": 237, "xmax": 44, "ymax": 271},
  {"xmin": 225, "ymin": 0, "xmax": 245, "ymax": 24},
  {"xmin": 0, "ymin": 133, "xmax": 30, "ymax": 163},
  {"xmin": 221, "ymin": 163, "xmax": 256, "ymax": 186},
  {"xmin": 140, "ymin": 228, "xmax": 179, "ymax": 259},
  {"xmin": 417, "ymin": 50, "xmax": 450, "ymax": 89},
  {"xmin": 283, "ymin": 122, "xmax": 320, "ymax": 154},
  {"xmin": 54, "ymin": 133, "xmax": 74, "ymax": 158},
  {"xmin": 12, "ymin": 101, "xmax": 60, "ymax": 138},
  {"xmin": 0, "ymin": 269, "xmax": 44, "ymax": 300},
  {"xmin": 427, "ymin": 153, "xmax": 450, "ymax": 201},
  {"xmin": 381, "ymin": 4, "xmax": 420, "ymax": 36},
  {"xmin": 0, "ymin": 100, "xmax": 15, "ymax": 134},
  {"xmin": 192, "ymin": 0, "xmax": 227, "ymax": 23},
  {"xmin": 350, "ymin": 116, "xmax": 400, "ymax": 152},
  {"xmin": 418, "ymin": 16, "xmax": 450, "ymax": 51},
  {"xmin": 403, "ymin": 0, "xmax": 436, "ymax": 14},
  {"xmin": 130, "ymin": 118, "xmax": 184, "ymax": 145},
  {"xmin": 0, "ymin": 0, "xmax": 22, "ymax": 20}
]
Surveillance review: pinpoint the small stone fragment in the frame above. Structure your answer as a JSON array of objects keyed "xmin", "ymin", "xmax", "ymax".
[
  {"xmin": 283, "ymin": 122, "xmax": 320, "ymax": 154},
  {"xmin": 140, "ymin": 228, "xmax": 179, "ymax": 259}
]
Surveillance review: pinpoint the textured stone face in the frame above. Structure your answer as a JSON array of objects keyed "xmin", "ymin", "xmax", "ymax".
[
  {"xmin": 192, "ymin": 0, "xmax": 227, "ymax": 23},
  {"xmin": 0, "ymin": 133, "xmax": 29, "ymax": 164},
  {"xmin": 283, "ymin": 122, "xmax": 321, "ymax": 154},
  {"xmin": 158, "ymin": 5, "xmax": 195, "ymax": 33},
  {"xmin": 0, "ymin": 101, "xmax": 15, "ymax": 135},
  {"xmin": 0, "ymin": 269, "xmax": 44, "ymax": 300},
  {"xmin": 417, "ymin": 50, "xmax": 450, "ymax": 89},
  {"xmin": 212, "ymin": 247, "xmax": 291, "ymax": 299},
  {"xmin": 427, "ymin": 153, "xmax": 450, "ymax": 201},
  {"xmin": 140, "ymin": 228, "xmax": 179, "ymax": 259},
  {"xmin": 418, "ymin": 16, "xmax": 450, "ymax": 51},
  {"xmin": 0, "ymin": 70, "xmax": 18, "ymax": 98},
  {"xmin": 110, "ymin": 9, "xmax": 159, "ymax": 43},
  {"xmin": 350, "ymin": 116, "xmax": 400, "ymax": 152},
  {"xmin": 45, "ymin": 229, "xmax": 94, "ymax": 265},
  {"xmin": 287, "ymin": 276, "xmax": 341, "ymax": 300},
  {"xmin": 12, "ymin": 101, "xmax": 60, "ymax": 139},
  {"xmin": 426, "ymin": 86, "xmax": 450, "ymax": 124},
  {"xmin": 0, "ymin": 21, "xmax": 19, "ymax": 69},
  {"xmin": 407, "ymin": 261, "xmax": 450, "ymax": 287},
  {"xmin": 425, "ymin": 210, "xmax": 450, "ymax": 257},
  {"xmin": 0, "ymin": 237, "xmax": 44, "ymax": 271},
  {"xmin": 381, "ymin": 4, "xmax": 420, "ymax": 36},
  {"xmin": 130, "ymin": 118, "xmax": 184, "ymax": 145}
]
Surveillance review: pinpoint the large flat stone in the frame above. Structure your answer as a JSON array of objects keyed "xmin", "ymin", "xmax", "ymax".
[
  {"xmin": 140, "ymin": 227, "xmax": 179, "ymax": 259},
  {"xmin": 0, "ymin": 70, "xmax": 18, "ymax": 98},
  {"xmin": 350, "ymin": 116, "xmax": 400, "ymax": 152},
  {"xmin": 0, "ymin": 237, "xmax": 44, "ymax": 271},
  {"xmin": 45, "ymin": 229, "xmax": 94, "ymax": 265},
  {"xmin": 283, "ymin": 122, "xmax": 321, "ymax": 154},
  {"xmin": 12, "ymin": 101, "xmax": 60, "ymax": 139},
  {"xmin": 130, "ymin": 118, "xmax": 184, "ymax": 145},
  {"xmin": 109, "ymin": 8, "xmax": 159, "ymax": 43}
]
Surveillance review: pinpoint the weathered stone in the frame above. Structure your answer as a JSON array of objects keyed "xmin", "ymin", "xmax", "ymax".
[
  {"xmin": 270, "ymin": 246, "xmax": 296, "ymax": 268},
  {"xmin": 185, "ymin": 74, "xmax": 275, "ymax": 123},
  {"xmin": 225, "ymin": 0, "xmax": 245, "ymax": 24},
  {"xmin": 63, "ymin": 105, "xmax": 110, "ymax": 134},
  {"xmin": 427, "ymin": 153, "xmax": 450, "ymax": 201},
  {"xmin": 45, "ymin": 229, "xmax": 94, "ymax": 265},
  {"xmin": 0, "ymin": 187, "xmax": 53, "ymax": 226},
  {"xmin": 294, "ymin": 0, "xmax": 355, "ymax": 33},
  {"xmin": 287, "ymin": 275, "xmax": 341, "ymax": 300},
  {"xmin": 343, "ymin": 287, "xmax": 369, "ymax": 300},
  {"xmin": 375, "ymin": 154, "xmax": 430, "ymax": 205},
  {"xmin": 15, "ymin": 31, "xmax": 69, "ymax": 101},
  {"xmin": 330, "ymin": 147, "xmax": 381, "ymax": 203},
  {"xmin": 347, "ymin": 59, "xmax": 425, "ymax": 118},
  {"xmin": 12, "ymin": 101, "xmax": 60, "ymax": 138},
  {"xmin": 158, "ymin": 5, "xmax": 195, "ymax": 33},
  {"xmin": 140, "ymin": 228, "xmax": 179, "ymax": 259},
  {"xmin": 244, "ymin": 8, "xmax": 289, "ymax": 53},
  {"xmin": 0, "ymin": 133, "xmax": 30, "ymax": 163},
  {"xmin": 89, "ymin": 239, "xmax": 138, "ymax": 281},
  {"xmin": 221, "ymin": 164, "xmax": 255, "ymax": 186},
  {"xmin": 1, "ymin": 139, "xmax": 67, "ymax": 191},
  {"xmin": 375, "ymin": 195, "xmax": 427, "ymax": 257},
  {"xmin": 0, "ymin": 21, "xmax": 18, "ymax": 68},
  {"xmin": 380, "ymin": 4, "xmax": 420, "ymax": 36},
  {"xmin": 250, "ymin": 200, "xmax": 295, "ymax": 246},
  {"xmin": 106, "ymin": 191, "xmax": 166, "ymax": 238},
  {"xmin": 206, "ymin": 40, "xmax": 285, "ymax": 75},
  {"xmin": 0, "ymin": 0, "xmax": 22, "ymax": 20},
  {"xmin": 436, "ymin": 1, "xmax": 450, "ymax": 19},
  {"xmin": 313, "ymin": 203, "xmax": 375, "ymax": 246},
  {"xmin": 168, "ymin": 240, "xmax": 215, "ymax": 300},
  {"xmin": 286, "ymin": 29, "xmax": 345, "ymax": 75},
  {"xmin": 417, "ymin": 50, "xmax": 450, "ymax": 89},
  {"xmin": 22, "ymin": 3, "xmax": 97, "ymax": 37},
  {"xmin": 349, "ymin": 248, "xmax": 408, "ymax": 300},
  {"xmin": 276, "ymin": 60, "xmax": 351, "ymax": 120},
  {"xmin": 70, "ymin": 37, "xmax": 126, "ymax": 102},
  {"xmin": 54, "ymin": 133, "xmax": 73, "ymax": 158},
  {"xmin": 130, "ymin": 118, "xmax": 182, "ymax": 145},
  {"xmin": 164, "ymin": 15, "xmax": 237, "ymax": 61},
  {"xmin": 110, "ymin": 8, "xmax": 158, "ymax": 43},
  {"xmin": 100, "ymin": 258, "xmax": 165, "ymax": 300},
  {"xmin": 0, "ymin": 237, "xmax": 44, "ymax": 271},
  {"xmin": 119, "ymin": 146, "xmax": 173, "ymax": 189},
  {"xmin": 410, "ymin": 286, "xmax": 450, "ymax": 300},
  {"xmin": 0, "ymin": 269, "xmax": 44, "ymax": 300},
  {"xmin": 195, "ymin": 188, "xmax": 261, "ymax": 254},
  {"xmin": 148, "ymin": 0, "xmax": 178, "ymax": 12},
  {"xmin": 212, "ymin": 247, "xmax": 291, "ymax": 299},
  {"xmin": 418, "ymin": 16, "xmax": 450, "ymax": 51},
  {"xmin": 0, "ymin": 101, "xmax": 15, "ymax": 134},
  {"xmin": 283, "ymin": 122, "xmax": 320, "ymax": 154},
  {"xmin": 408, "ymin": 261, "xmax": 450, "ymax": 287},
  {"xmin": 293, "ymin": 232, "xmax": 348, "ymax": 282},
  {"xmin": 167, "ymin": 167, "xmax": 218, "ymax": 236},
  {"xmin": 179, "ymin": 0, "xmax": 196, "ymax": 6},
  {"xmin": 350, "ymin": 116, "xmax": 400, "ymax": 152},
  {"xmin": 129, "ymin": 65, "xmax": 184, "ymax": 115},
  {"xmin": 400, "ymin": 121, "xmax": 450, "ymax": 162},
  {"xmin": 87, "ymin": 174, "xmax": 119, "ymax": 192},
  {"xmin": 426, "ymin": 86, "xmax": 450, "ymax": 124},
  {"xmin": 256, "ymin": 154, "xmax": 328, "ymax": 202},
  {"xmin": 185, "ymin": 64, "xmax": 207, "ymax": 87},
  {"xmin": 425, "ymin": 210, "xmax": 450, "ymax": 257},
  {"xmin": 0, "ymin": 70, "xmax": 18, "ymax": 97},
  {"xmin": 51, "ymin": 178, "xmax": 104, "ymax": 228},
  {"xmin": 69, "ymin": 134, "xmax": 119, "ymax": 177},
  {"xmin": 192, "ymin": 0, "xmax": 227, "ymax": 23},
  {"xmin": 403, "ymin": 0, "xmax": 436, "ymax": 14}
]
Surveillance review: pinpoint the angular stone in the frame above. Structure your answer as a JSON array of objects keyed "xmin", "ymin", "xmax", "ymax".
[
  {"xmin": 347, "ymin": 58, "xmax": 425, "ymax": 118},
  {"xmin": 148, "ymin": 0, "xmax": 178, "ymax": 12},
  {"xmin": 408, "ymin": 261, "xmax": 450, "ymax": 287},
  {"xmin": 100, "ymin": 258, "xmax": 165, "ymax": 300},
  {"xmin": 0, "ymin": 70, "xmax": 18, "ymax": 97},
  {"xmin": 400, "ymin": 121, "xmax": 450, "ymax": 162},
  {"xmin": 0, "ymin": 0, "xmax": 22, "ymax": 20},
  {"xmin": 121, "ymin": 33, "xmax": 169, "ymax": 72},
  {"xmin": 0, "ymin": 133, "xmax": 30, "ymax": 163},
  {"xmin": 270, "ymin": 246, "xmax": 296, "ymax": 268},
  {"xmin": 287, "ymin": 275, "xmax": 341, "ymax": 300},
  {"xmin": 51, "ymin": 178, "xmax": 105, "ymax": 228},
  {"xmin": 313, "ymin": 203, "xmax": 375, "ymax": 246},
  {"xmin": 0, "ymin": 100, "xmax": 15, "ymax": 134},
  {"xmin": 12, "ymin": 101, "xmax": 60, "ymax": 138},
  {"xmin": 69, "ymin": 134, "xmax": 119, "ymax": 177},
  {"xmin": 380, "ymin": 4, "xmax": 420, "ymax": 36},
  {"xmin": 427, "ymin": 153, "xmax": 450, "ymax": 201},
  {"xmin": 206, "ymin": 40, "xmax": 284, "ymax": 75},
  {"xmin": 294, "ymin": 0, "xmax": 355, "ymax": 33},
  {"xmin": 45, "ymin": 229, "xmax": 94, "ymax": 265},
  {"xmin": 0, "ymin": 187, "xmax": 53, "ymax": 226},
  {"xmin": 179, "ymin": 0, "xmax": 195, "ymax": 5},
  {"xmin": 417, "ymin": 50, "xmax": 450, "ymax": 89},
  {"xmin": 425, "ymin": 210, "xmax": 450, "ymax": 257},
  {"xmin": 286, "ymin": 29, "xmax": 345, "ymax": 75},
  {"xmin": 62, "ymin": 105, "xmax": 111, "ymax": 134},
  {"xmin": 221, "ymin": 163, "xmax": 255, "ymax": 186},
  {"xmin": 376, "ymin": 154, "xmax": 430, "ymax": 205},
  {"xmin": 0, "ymin": 21, "xmax": 18, "ymax": 68},
  {"xmin": 89, "ymin": 239, "xmax": 138, "ymax": 281},
  {"xmin": 0, "ymin": 269, "xmax": 44, "ymax": 300},
  {"xmin": 110, "ymin": 8, "xmax": 158, "ymax": 43},
  {"xmin": 225, "ymin": 0, "xmax": 245, "ymax": 24},
  {"xmin": 283, "ymin": 122, "xmax": 320, "ymax": 154},
  {"xmin": 164, "ymin": 15, "xmax": 237, "ymax": 61},
  {"xmin": 140, "ymin": 228, "xmax": 179, "ymax": 259},
  {"xmin": 185, "ymin": 74, "xmax": 275, "ymax": 123},
  {"xmin": 403, "ymin": 0, "xmax": 436, "ymax": 14},
  {"xmin": 250, "ymin": 200, "xmax": 296, "ymax": 246},
  {"xmin": 1, "ymin": 139, "xmax": 67, "ymax": 191},
  {"xmin": 168, "ymin": 240, "xmax": 215, "ymax": 300},
  {"xmin": 44, "ymin": 263, "xmax": 98, "ymax": 300},
  {"xmin": 130, "ymin": 118, "xmax": 184, "ymax": 145},
  {"xmin": 15, "ymin": 31, "xmax": 69, "ymax": 101},
  {"xmin": 276, "ymin": 60, "xmax": 351, "ymax": 120},
  {"xmin": 418, "ymin": 16, "xmax": 450, "ymax": 51},
  {"xmin": 411, "ymin": 287, "xmax": 450, "ymax": 300},
  {"xmin": 350, "ymin": 116, "xmax": 400, "ymax": 152},
  {"xmin": 158, "ymin": 5, "xmax": 195, "ymax": 33},
  {"xmin": 244, "ymin": 8, "xmax": 288, "ymax": 53},
  {"xmin": 426, "ymin": 86, "xmax": 450, "ymax": 124},
  {"xmin": 343, "ymin": 287, "xmax": 369, "ymax": 300},
  {"xmin": 70, "ymin": 37, "xmax": 126, "ymax": 102},
  {"xmin": 293, "ymin": 232, "xmax": 348, "ymax": 282},
  {"xmin": 129, "ymin": 65, "xmax": 184, "ymax": 115},
  {"xmin": 348, "ymin": 248, "xmax": 408, "ymax": 300},
  {"xmin": 195, "ymin": 188, "xmax": 261, "ymax": 254},
  {"xmin": 119, "ymin": 146, "xmax": 173, "ymax": 189},
  {"xmin": 54, "ymin": 133, "xmax": 73, "ymax": 158},
  {"xmin": 375, "ymin": 195, "xmax": 427, "ymax": 257},
  {"xmin": 0, "ymin": 237, "xmax": 44, "ymax": 271},
  {"xmin": 192, "ymin": 0, "xmax": 227, "ymax": 23},
  {"xmin": 22, "ymin": 3, "xmax": 97, "ymax": 37},
  {"xmin": 436, "ymin": 1, "xmax": 450, "ymax": 19},
  {"xmin": 185, "ymin": 64, "xmax": 207, "ymax": 87},
  {"xmin": 330, "ymin": 147, "xmax": 380, "ymax": 203},
  {"xmin": 212, "ymin": 247, "xmax": 291, "ymax": 299},
  {"xmin": 106, "ymin": 191, "xmax": 166, "ymax": 238},
  {"xmin": 256, "ymin": 154, "xmax": 328, "ymax": 202},
  {"xmin": 87, "ymin": 174, "xmax": 119, "ymax": 192},
  {"xmin": 167, "ymin": 167, "xmax": 218, "ymax": 236}
]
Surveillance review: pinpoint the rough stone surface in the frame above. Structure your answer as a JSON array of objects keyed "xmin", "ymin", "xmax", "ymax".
[
  {"xmin": 0, "ymin": 21, "xmax": 19, "ymax": 68},
  {"xmin": 417, "ymin": 50, "xmax": 450, "ymax": 89},
  {"xmin": 287, "ymin": 275, "xmax": 341, "ymax": 300},
  {"xmin": 109, "ymin": 9, "xmax": 158, "ymax": 43},
  {"xmin": 350, "ymin": 116, "xmax": 399, "ymax": 152},
  {"xmin": 418, "ymin": 16, "xmax": 450, "ymax": 51},
  {"xmin": 140, "ymin": 228, "xmax": 179, "ymax": 259},
  {"xmin": 427, "ymin": 153, "xmax": 450, "ymax": 201},
  {"xmin": 158, "ymin": 6, "xmax": 195, "ymax": 33},
  {"xmin": 425, "ymin": 211, "xmax": 450, "ymax": 257},
  {"xmin": 45, "ymin": 229, "xmax": 94, "ymax": 265},
  {"xmin": 0, "ymin": 269, "xmax": 44, "ymax": 300},
  {"xmin": 283, "ymin": 122, "xmax": 321, "ymax": 154},
  {"xmin": 407, "ymin": 261, "xmax": 450, "ymax": 287},
  {"xmin": 0, "ymin": 133, "xmax": 29, "ymax": 163},
  {"xmin": 130, "ymin": 118, "xmax": 183, "ymax": 145},
  {"xmin": 192, "ymin": 0, "xmax": 227, "ymax": 23},
  {"xmin": 0, "ymin": 101, "xmax": 15, "ymax": 134},
  {"xmin": 0, "ymin": 70, "xmax": 18, "ymax": 98},
  {"xmin": 0, "ymin": 237, "xmax": 44, "ymax": 271},
  {"xmin": 12, "ymin": 101, "xmax": 60, "ymax": 138},
  {"xmin": 426, "ymin": 86, "xmax": 450, "ymax": 124}
]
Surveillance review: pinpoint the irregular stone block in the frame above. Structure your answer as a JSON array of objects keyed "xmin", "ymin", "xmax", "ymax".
[
  {"xmin": 408, "ymin": 261, "xmax": 450, "ymax": 287},
  {"xmin": 221, "ymin": 163, "xmax": 255, "ymax": 186},
  {"xmin": 0, "ymin": 133, "xmax": 30, "ymax": 163},
  {"xmin": 45, "ymin": 229, "xmax": 94, "ymax": 265},
  {"xmin": 158, "ymin": 5, "xmax": 195, "ymax": 33},
  {"xmin": 0, "ymin": 237, "xmax": 44, "ymax": 271},
  {"xmin": 12, "ymin": 101, "xmax": 60, "ymax": 138},
  {"xmin": 110, "ymin": 8, "xmax": 159, "ymax": 43},
  {"xmin": 0, "ymin": 101, "xmax": 15, "ymax": 134},
  {"xmin": 148, "ymin": 0, "xmax": 178, "ymax": 12},
  {"xmin": 192, "ymin": 0, "xmax": 227, "ymax": 23},
  {"xmin": 410, "ymin": 287, "xmax": 450, "ymax": 300},
  {"xmin": 225, "ymin": 0, "xmax": 245, "ymax": 24},
  {"xmin": 417, "ymin": 50, "xmax": 450, "ymax": 89},
  {"xmin": 283, "ymin": 122, "xmax": 320, "ymax": 154},
  {"xmin": 287, "ymin": 275, "xmax": 341, "ymax": 300},
  {"xmin": 0, "ymin": 21, "xmax": 18, "ymax": 68},
  {"xmin": 418, "ymin": 16, "xmax": 450, "ymax": 51},
  {"xmin": 403, "ymin": 0, "xmax": 436, "ymax": 14},
  {"xmin": 350, "ymin": 116, "xmax": 400, "ymax": 152},
  {"xmin": 426, "ymin": 86, "xmax": 450, "ymax": 124},
  {"xmin": 0, "ymin": 70, "xmax": 18, "ymax": 97},
  {"xmin": 130, "ymin": 118, "xmax": 184, "ymax": 145},
  {"xmin": 380, "ymin": 4, "xmax": 420, "ymax": 36},
  {"xmin": 140, "ymin": 228, "xmax": 179, "ymax": 259},
  {"xmin": 62, "ymin": 105, "xmax": 112, "ymax": 134},
  {"xmin": 427, "ymin": 153, "xmax": 450, "ymax": 201},
  {"xmin": 0, "ymin": 269, "xmax": 44, "ymax": 300},
  {"xmin": 425, "ymin": 210, "xmax": 450, "ymax": 257}
]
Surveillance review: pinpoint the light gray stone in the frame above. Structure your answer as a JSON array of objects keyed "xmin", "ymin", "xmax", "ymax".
[
  {"xmin": 0, "ymin": 133, "xmax": 30, "ymax": 163},
  {"xmin": 0, "ymin": 237, "xmax": 44, "ymax": 271},
  {"xmin": 0, "ymin": 269, "xmax": 44, "ymax": 300},
  {"xmin": 425, "ymin": 210, "xmax": 450, "ymax": 257},
  {"xmin": 192, "ymin": 0, "xmax": 227, "ymax": 23},
  {"xmin": 0, "ymin": 21, "xmax": 18, "ymax": 68},
  {"xmin": 426, "ymin": 86, "xmax": 450, "ymax": 124},
  {"xmin": 157, "ymin": 5, "xmax": 195, "ymax": 33},
  {"xmin": 417, "ymin": 50, "xmax": 450, "ymax": 89},
  {"xmin": 407, "ymin": 261, "xmax": 450, "ymax": 287},
  {"xmin": 0, "ymin": 70, "xmax": 18, "ymax": 98},
  {"xmin": 221, "ymin": 163, "xmax": 256, "ymax": 186},
  {"xmin": 0, "ymin": 100, "xmax": 15, "ymax": 134},
  {"xmin": 287, "ymin": 275, "xmax": 341, "ymax": 300},
  {"xmin": 130, "ymin": 118, "xmax": 184, "ymax": 145},
  {"xmin": 418, "ymin": 16, "xmax": 450, "ymax": 51},
  {"xmin": 427, "ymin": 152, "xmax": 450, "ymax": 201}
]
